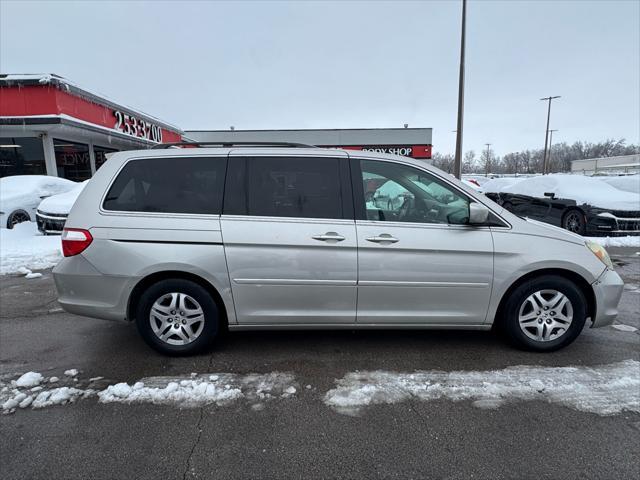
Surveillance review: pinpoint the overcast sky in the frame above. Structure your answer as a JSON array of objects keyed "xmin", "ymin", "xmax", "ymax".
[{"xmin": 1, "ymin": 0, "xmax": 638, "ymax": 155}]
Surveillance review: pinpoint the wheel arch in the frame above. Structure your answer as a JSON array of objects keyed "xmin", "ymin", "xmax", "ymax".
[
  {"xmin": 127, "ymin": 270, "xmax": 229, "ymax": 329},
  {"xmin": 494, "ymin": 268, "xmax": 596, "ymax": 327}
]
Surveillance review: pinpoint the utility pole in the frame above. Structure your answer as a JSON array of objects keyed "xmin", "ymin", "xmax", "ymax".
[
  {"xmin": 548, "ymin": 129, "xmax": 558, "ymax": 173},
  {"xmin": 453, "ymin": 0, "xmax": 467, "ymax": 180},
  {"xmin": 484, "ymin": 143, "xmax": 491, "ymax": 176},
  {"xmin": 540, "ymin": 96, "xmax": 560, "ymax": 174}
]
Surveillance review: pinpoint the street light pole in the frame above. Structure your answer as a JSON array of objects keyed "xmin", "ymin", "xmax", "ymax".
[
  {"xmin": 453, "ymin": 0, "xmax": 467, "ymax": 180},
  {"xmin": 540, "ymin": 95, "xmax": 560, "ymax": 174}
]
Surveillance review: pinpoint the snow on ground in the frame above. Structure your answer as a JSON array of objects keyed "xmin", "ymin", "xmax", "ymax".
[
  {"xmin": 98, "ymin": 372, "xmax": 297, "ymax": 407},
  {"xmin": 3, "ymin": 363, "xmax": 640, "ymax": 416},
  {"xmin": 15, "ymin": 372, "xmax": 44, "ymax": 388},
  {"xmin": 584, "ymin": 235, "xmax": 640, "ymax": 248},
  {"xmin": 1, "ymin": 371, "xmax": 297, "ymax": 414},
  {"xmin": 462, "ymin": 175, "xmax": 493, "ymax": 186},
  {"xmin": 500, "ymin": 174, "xmax": 639, "ymax": 211},
  {"xmin": 612, "ymin": 324, "xmax": 638, "ymax": 332},
  {"xmin": 323, "ymin": 360, "xmax": 640, "ymax": 416},
  {"xmin": 598, "ymin": 175, "xmax": 640, "ymax": 195},
  {"xmin": 0, "ymin": 222, "xmax": 62, "ymax": 274}
]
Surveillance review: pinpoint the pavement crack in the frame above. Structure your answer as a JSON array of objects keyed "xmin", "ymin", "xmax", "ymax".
[
  {"xmin": 181, "ymin": 353, "xmax": 215, "ymax": 480},
  {"xmin": 182, "ymin": 407, "xmax": 205, "ymax": 480}
]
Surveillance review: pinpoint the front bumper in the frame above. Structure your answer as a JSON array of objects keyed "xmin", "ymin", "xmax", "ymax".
[
  {"xmin": 36, "ymin": 210, "xmax": 67, "ymax": 235},
  {"xmin": 588, "ymin": 211, "xmax": 640, "ymax": 236},
  {"xmin": 590, "ymin": 268, "xmax": 624, "ymax": 327}
]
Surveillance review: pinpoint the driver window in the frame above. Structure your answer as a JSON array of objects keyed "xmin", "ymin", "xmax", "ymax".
[{"xmin": 360, "ymin": 160, "xmax": 470, "ymax": 225}]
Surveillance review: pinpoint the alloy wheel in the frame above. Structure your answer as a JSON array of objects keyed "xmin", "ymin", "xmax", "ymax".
[
  {"xmin": 149, "ymin": 292, "xmax": 205, "ymax": 345},
  {"xmin": 518, "ymin": 289, "xmax": 574, "ymax": 342},
  {"xmin": 564, "ymin": 211, "xmax": 583, "ymax": 233}
]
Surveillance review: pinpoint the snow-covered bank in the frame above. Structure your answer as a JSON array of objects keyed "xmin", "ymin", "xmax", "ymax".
[
  {"xmin": 585, "ymin": 235, "xmax": 640, "ymax": 248},
  {"xmin": 1, "ymin": 371, "xmax": 297, "ymax": 414},
  {"xmin": 3, "ymin": 362, "xmax": 639, "ymax": 416},
  {"xmin": 0, "ymin": 222, "xmax": 62, "ymax": 274},
  {"xmin": 323, "ymin": 360, "xmax": 640, "ymax": 416}
]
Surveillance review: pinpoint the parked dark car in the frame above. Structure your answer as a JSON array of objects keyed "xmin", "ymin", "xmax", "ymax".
[{"xmin": 485, "ymin": 191, "xmax": 640, "ymax": 236}]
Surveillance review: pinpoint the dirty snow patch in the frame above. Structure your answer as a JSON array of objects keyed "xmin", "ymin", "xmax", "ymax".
[
  {"xmin": 585, "ymin": 236, "xmax": 640, "ymax": 248},
  {"xmin": 98, "ymin": 372, "xmax": 297, "ymax": 407},
  {"xmin": 15, "ymin": 372, "xmax": 44, "ymax": 388},
  {"xmin": 612, "ymin": 324, "xmax": 638, "ymax": 332},
  {"xmin": 324, "ymin": 360, "xmax": 640, "ymax": 416},
  {"xmin": 2, "ymin": 371, "xmax": 297, "ymax": 414}
]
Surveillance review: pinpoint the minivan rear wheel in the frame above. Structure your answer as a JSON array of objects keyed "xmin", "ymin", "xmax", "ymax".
[
  {"xmin": 500, "ymin": 275, "xmax": 586, "ymax": 352},
  {"xmin": 135, "ymin": 279, "xmax": 219, "ymax": 355}
]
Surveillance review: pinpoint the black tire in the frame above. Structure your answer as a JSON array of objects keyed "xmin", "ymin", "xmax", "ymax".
[
  {"xmin": 562, "ymin": 209, "xmax": 586, "ymax": 235},
  {"xmin": 499, "ymin": 275, "xmax": 587, "ymax": 352},
  {"xmin": 135, "ymin": 279, "xmax": 219, "ymax": 356},
  {"xmin": 7, "ymin": 209, "xmax": 31, "ymax": 229}
]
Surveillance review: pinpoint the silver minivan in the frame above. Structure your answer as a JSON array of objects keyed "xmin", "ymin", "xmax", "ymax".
[{"xmin": 53, "ymin": 143, "xmax": 624, "ymax": 355}]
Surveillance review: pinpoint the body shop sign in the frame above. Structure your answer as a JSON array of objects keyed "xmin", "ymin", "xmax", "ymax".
[
  {"xmin": 337, "ymin": 145, "xmax": 432, "ymax": 159},
  {"xmin": 113, "ymin": 110, "xmax": 163, "ymax": 142}
]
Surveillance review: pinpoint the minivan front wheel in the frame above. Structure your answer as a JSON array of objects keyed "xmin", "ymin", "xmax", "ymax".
[
  {"xmin": 136, "ymin": 279, "xmax": 219, "ymax": 355},
  {"xmin": 501, "ymin": 275, "xmax": 586, "ymax": 352}
]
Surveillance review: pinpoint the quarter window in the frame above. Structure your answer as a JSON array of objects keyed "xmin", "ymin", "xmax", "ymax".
[
  {"xmin": 103, "ymin": 157, "xmax": 226, "ymax": 214},
  {"xmin": 225, "ymin": 156, "xmax": 345, "ymax": 219},
  {"xmin": 359, "ymin": 160, "xmax": 470, "ymax": 225}
]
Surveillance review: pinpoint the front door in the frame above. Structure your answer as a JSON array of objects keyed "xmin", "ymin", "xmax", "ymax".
[
  {"xmin": 353, "ymin": 158, "xmax": 494, "ymax": 325},
  {"xmin": 221, "ymin": 152, "xmax": 357, "ymax": 324}
]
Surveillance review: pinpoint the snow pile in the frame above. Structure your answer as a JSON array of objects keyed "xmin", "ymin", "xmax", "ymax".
[
  {"xmin": 0, "ymin": 222, "xmax": 62, "ymax": 274},
  {"xmin": 598, "ymin": 175, "xmax": 640, "ymax": 195},
  {"xmin": 15, "ymin": 372, "xmax": 44, "ymax": 388},
  {"xmin": 482, "ymin": 176, "xmax": 527, "ymax": 193},
  {"xmin": 37, "ymin": 180, "xmax": 88, "ymax": 214},
  {"xmin": 98, "ymin": 372, "xmax": 297, "ymax": 407},
  {"xmin": 1, "ymin": 371, "xmax": 297, "ymax": 413},
  {"xmin": 323, "ymin": 360, "xmax": 640, "ymax": 416},
  {"xmin": 585, "ymin": 236, "xmax": 640, "ymax": 248},
  {"xmin": 1, "ymin": 372, "xmax": 93, "ymax": 413},
  {"xmin": 501, "ymin": 174, "xmax": 640, "ymax": 210}
]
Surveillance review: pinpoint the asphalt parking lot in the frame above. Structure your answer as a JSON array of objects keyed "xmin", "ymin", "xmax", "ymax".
[{"xmin": 1, "ymin": 248, "xmax": 639, "ymax": 480}]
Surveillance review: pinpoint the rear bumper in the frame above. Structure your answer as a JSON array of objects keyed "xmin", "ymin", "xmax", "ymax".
[
  {"xmin": 590, "ymin": 268, "xmax": 624, "ymax": 327},
  {"xmin": 53, "ymin": 255, "xmax": 133, "ymax": 322}
]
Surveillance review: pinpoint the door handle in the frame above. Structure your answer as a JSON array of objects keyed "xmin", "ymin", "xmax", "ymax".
[
  {"xmin": 366, "ymin": 234, "xmax": 399, "ymax": 244},
  {"xmin": 312, "ymin": 232, "xmax": 346, "ymax": 242}
]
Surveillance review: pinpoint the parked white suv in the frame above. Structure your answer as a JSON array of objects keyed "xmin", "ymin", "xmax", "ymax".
[{"xmin": 53, "ymin": 143, "xmax": 624, "ymax": 355}]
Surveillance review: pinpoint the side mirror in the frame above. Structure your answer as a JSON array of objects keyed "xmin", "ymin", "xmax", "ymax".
[
  {"xmin": 469, "ymin": 203, "xmax": 490, "ymax": 225},
  {"xmin": 543, "ymin": 192, "xmax": 555, "ymax": 198}
]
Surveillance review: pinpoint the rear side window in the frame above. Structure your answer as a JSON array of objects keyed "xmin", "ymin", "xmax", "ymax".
[
  {"xmin": 224, "ymin": 156, "xmax": 347, "ymax": 219},
  {"xmin": 103, "ymin": 157, "xmax": 226, "ymax": 214}
]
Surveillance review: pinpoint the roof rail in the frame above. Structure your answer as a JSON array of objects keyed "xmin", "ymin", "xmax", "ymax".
[{"xmin": 151, "ymin": 141, "xmax": 318, "ymax": 149}]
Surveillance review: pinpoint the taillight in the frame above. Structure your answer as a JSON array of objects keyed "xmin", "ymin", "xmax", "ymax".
[{"xmin": 61, "ymin": 228, "xmax": 93, "ymax": 257}]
